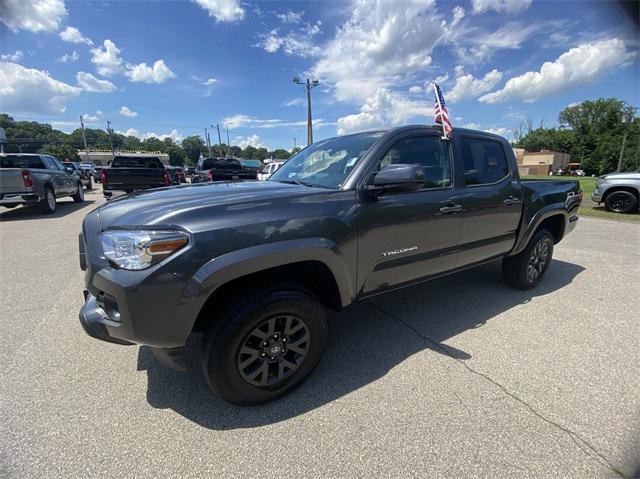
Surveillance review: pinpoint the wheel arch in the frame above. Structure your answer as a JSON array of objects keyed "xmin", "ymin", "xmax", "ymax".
[
  {"xmin": 602, "ymin": 185, "xmax": 639, "ymax": 202},
  {"xmin": 172, "ymin": 238, "xmax": 354, "ymax": 341},
  {"xmin": 510, "ymin": 205, "xmax": 568, "ymax": 255}
]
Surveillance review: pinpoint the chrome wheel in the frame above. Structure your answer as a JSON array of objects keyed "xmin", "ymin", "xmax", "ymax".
[
  {"xmin": 47, "ymin": 190, "xmax": 56, "ymax": 210},
  {"xmin": 237, "ymin": 315, "xmax": 310, "ymax": 387},
  {"xmin": 527, "ymin": 239, "xmax": 549, "ymax": 283}
]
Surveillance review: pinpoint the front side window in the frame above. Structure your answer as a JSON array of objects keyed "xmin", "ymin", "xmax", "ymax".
[
  {"xmin": 378, "ymin": 135, "xmax": 452, "ymax": 189},
  {"xmin": 270, "ymin": 131, "xmax": 383, "ymax": 189},
  {"xmin": 460, "ymin": 138, "xmax": 510, "ymax": 186}
]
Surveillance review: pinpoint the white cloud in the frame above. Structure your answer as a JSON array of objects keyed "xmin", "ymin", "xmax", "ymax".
[
  {"xmin": 118, "ymin": 106, "xmax": 138, "ymax": 118},
  {"xmin": 202, "ymin": 78, "xmax": 218, "ymax": 85},
  {"xmin": 451, "ymin": 5, "xmax": 465, "ymax": 26},
  {"xmin": 454, "ymin": 22, "xmax": 540, "ymax": 65},
  {"xmin": 117, "ymin": 128, "xmax": 184, "ymax": 142},
  {"xmin": 276, "ymin": 10, "xmax": 304, "ymax": 24},
  {"xmin": 0, "ymin": 62, "xmax": 81, "ymax": 115},
  {"xmin": 222, "ymin": 114, "xmax": 334, "ymax": 130},
  {"xmin": 125, "ymin": 59, "xmax": 176, "ymax": 83},
  {"xmin": 194, "ymin": 0, "xmax": 244, "ymax": 22},
  {"xmin": 0, "ymin": 0, "xmax": 67, "ymax": 33},
  {"xmin": 408, "ymin": 85, "xmax": 423, "ymax": 94},
  {"xmin": 432, "ymin": 73, "xmax": 450, "ymax": 85},
  {"xmin": 313, "ymin": 0, "xmax": 443, "ymax": 104},
  {"xmin": 484, "ymin": 127, "xmax": 510, "ymax": 137},
  {"xmin": 448, "ymin": 66, "xmax": 502, "ymax": 102},
  {"xmin": 59, "ymin": 51, "xmax": 79, "ymax": 63},
  {"xmin": 1, "ymin": 50, "xmax": 24, "ymax": 62},
  {"xmin": 90, "ymin": 40, "xmax": 124, "ymax": 77},
  {"xmin": 337, "ymin": 87, "xmax": 432, "ymax": 135},
  {"xmin": 257, "ymin": 22, "xmax": 322, "ymax": 58},
  {"xmin": 76, "ymin": 71, "xmax": 117, "ymax": 92},
  {"xmin": 234, "ymin": 134, "xmax": 265, "ymax": 149},
  {"xmin": 59, "ymin": 26, "xmax": 93, "ymax": 46},
  {"xmin": 480, "ymin": 38, "xmax": 635, "ymax": 103},
  {"xmin": 285, "ymin": 97, "xmax": 305, "ymax": 107},
  {"xmin": 82, "ymin": 111, "xmax": 103, "ymax": 122},
  {"xmin": 471, "ymin": 0, "xmax": 532, "ymax": 14}
]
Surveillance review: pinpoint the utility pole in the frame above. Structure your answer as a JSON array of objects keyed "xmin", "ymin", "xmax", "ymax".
[
  {"xmin": 204, "ymin": 128, "xmax": 212, "ymax": 157},
  {"xmin": 214, "ymin": 124, "xmax": 223, "ymax": 157},
  {"xmin": 80, "ymin": 115, "xmax": 90, "ymax": 161},
  {"xmin": 293, "ymin": 137, "xmax": 297, "ymax": 149},
  {"xmin": 106, "ymin": 120, "xmax": 115, "ymax": 157},
  {"xmin": 293, "ymin": 77, "xmax": 319, "ymax": 146},
  {"xmin": 617, "ymin": 109, "xmax": 637, "ymax": 171},
  {"xmin": 225, "ymin": 122, "xmax": 233, "ymax": 157}
]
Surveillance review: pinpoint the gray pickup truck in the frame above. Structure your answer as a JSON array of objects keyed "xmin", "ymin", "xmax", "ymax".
[
  {"xmin": 0, "ymin": 153, "xmax": 85, "ymax": 213},
  {"xmin": 591, "ymin": 171, "xmax": 640, "ymax": 214},
  {"xmin": 78, "ymin": 125, "xmax": 581, "ymax": 405}
]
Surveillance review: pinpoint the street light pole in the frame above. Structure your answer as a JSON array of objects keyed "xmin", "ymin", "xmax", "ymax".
[
  {"xmin": 617, "ymin": 109, "xmax": 637, "ymax": 171},
  {"xmin": 213, "ymin": 124, "xmax": 223, "ymax": 157},
  {"xmin": 225, "ymin": 122, "xmax": 233, "ymax": 157},
  {"xmin": 293, "ymin": 77, "xmax": 319, "ymax": 146},
  {"xmin": 106, "ymin": 120, "xmax": 115, "ymax": 157},
  {"xmin": 204, "ymin": 128, "xmax": 212, "ymax": 157}
]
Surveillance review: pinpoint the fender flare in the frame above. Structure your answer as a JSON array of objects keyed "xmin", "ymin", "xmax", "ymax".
[
  {"xmin": 510, "ymin": 204, "xmax": 568, "ymax": 255},
  {"xmin": 171, "ymin": 238, "xmax": 354, "ymax": 342}
]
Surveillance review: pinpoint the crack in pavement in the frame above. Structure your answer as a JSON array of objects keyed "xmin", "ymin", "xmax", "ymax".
[{"xmin": 366, "ymin": 301, "xmax": 629, "ymax": 479}]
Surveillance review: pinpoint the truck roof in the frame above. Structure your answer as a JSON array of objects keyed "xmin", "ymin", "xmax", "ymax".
[{"xmin": 344, "ymin": 124, "xmax": 506, "ymax": 140}]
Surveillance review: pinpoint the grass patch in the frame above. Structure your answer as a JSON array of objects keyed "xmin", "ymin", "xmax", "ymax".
[{"xmin": 522, "ymin": 175, "xmax": 640, "ymax": 223}]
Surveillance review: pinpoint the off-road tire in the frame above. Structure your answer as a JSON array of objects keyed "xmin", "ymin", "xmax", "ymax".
[
  {"xmin": 502, "ymin": 228, "xmax": 554, "ymax": 290},
  {"xmin": 201, "ymin": 287, "xmax": 328, "ymax": 406}
]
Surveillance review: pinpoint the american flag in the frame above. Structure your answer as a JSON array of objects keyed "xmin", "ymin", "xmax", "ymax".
[{"xmin": 433, "ymin": 82, "xmax": 453, "ymax": 138}]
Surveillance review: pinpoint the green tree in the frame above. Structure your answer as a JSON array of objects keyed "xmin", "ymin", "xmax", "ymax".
[
  {"xmin": 181, "ymin": 135, "xmax": 205, "ymax": 163},
  {"xmin": 40, "ymin": 144, "xmax": 80, "ymax": 161},
  {"xmin": 272, "ymin": 148, "xmax": 291, "ymax": 159},
  {"xmin": 559, "ymin": 98, "xmax": 638, "ymax": 174},
  {"xmin": 165, "ymin": 145, "xmax": 187, "ymax": 166},
  {"xmin": 143, "ymin": 137, "xmax": 164, "ymax": 152}
]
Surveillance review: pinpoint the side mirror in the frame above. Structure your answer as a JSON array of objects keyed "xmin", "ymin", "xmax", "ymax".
[{"xmin": 367, "ymin": 164, "xmax": 425, "ymax": 194}]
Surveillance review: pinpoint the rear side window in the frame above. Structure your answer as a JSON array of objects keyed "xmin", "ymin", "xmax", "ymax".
[
  {"xmin": 379, "ymin": 136, "xmax": 452, "ymax": 189},
  {"xmin": 0, "ymin": 155, "xmax": 46, "ymax": 169},
  {"xmin": 111, "ymin": 156, "xmax": 163, "ymax": 168},
  {"xmin": 460, "ymin": 138, "xmax": 510, "ymax": 186}
]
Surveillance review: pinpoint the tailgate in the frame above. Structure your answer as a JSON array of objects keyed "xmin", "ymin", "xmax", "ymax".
[
  {"xmin": 105, "ymin": 168, "xmax": 166, "ymax": 190},
  {"xmin": 0, "ymin": 169, "xmax": 28, "ymax": 194}
]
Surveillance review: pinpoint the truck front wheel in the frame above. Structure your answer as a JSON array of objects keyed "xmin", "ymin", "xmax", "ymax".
[
  {"xmin": 201, "ymin": 287, "xmax": 328, "ymax": 405},
  {"xmin": 502, "ymin": 229, "xmax": 554, "ymax": 290}
]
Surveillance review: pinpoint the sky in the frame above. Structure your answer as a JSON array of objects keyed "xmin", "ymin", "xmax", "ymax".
[{"xmin": 1, "ymin": 0, "xmax": 638, "ymax": 151}]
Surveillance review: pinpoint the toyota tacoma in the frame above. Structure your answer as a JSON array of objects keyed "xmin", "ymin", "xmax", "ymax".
[{"xmin": 78, "ymin": 126, "xmax": 581, "ymax": 405}]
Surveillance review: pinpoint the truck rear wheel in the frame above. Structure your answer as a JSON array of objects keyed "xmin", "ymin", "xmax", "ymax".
[
  {"xmin": 72, "ymin": 183, "xmax": 85, "ymax": 203},
  {"xmin": 502, "ymin": 229, "xmax": 554, "ymax": 290},
  {"xmin": 201, "ymin": 287, "xmax": 328, "ymax": 405},
  {"xmin": 38, "ymin": 187, "xmax": 56, "ymax": 214}
]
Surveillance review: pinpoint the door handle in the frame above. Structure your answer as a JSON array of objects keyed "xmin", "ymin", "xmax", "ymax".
[
  {"xmin": 439, "ymin": 204, "xmax": 463, "ymax": 214},
  {"xmin": 503, "ymin": 196, "xmax": 522, "ymax": 206}
]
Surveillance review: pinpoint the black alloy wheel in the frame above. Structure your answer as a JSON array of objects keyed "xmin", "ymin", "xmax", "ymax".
[{"xmin": 237, "ymin": 315, "xmax": 310, "ymax": 387}]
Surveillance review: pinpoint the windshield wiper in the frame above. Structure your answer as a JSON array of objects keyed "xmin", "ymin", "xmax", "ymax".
[{"xmin": 274, "ymin": 179, "xmax": 314, "ymax": 187}]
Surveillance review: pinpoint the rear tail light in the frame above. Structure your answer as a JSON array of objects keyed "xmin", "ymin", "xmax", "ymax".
[
  {"xmin": 163, "ymin": 170, "xmax": 171, "ymax": 186},
  {"xmin": 100, "ymin": 169, "xmax": 108, "ymax": 187},
  {"xmin": 21, "ymin": 169, "xmax": 33, "ymax": 188}
]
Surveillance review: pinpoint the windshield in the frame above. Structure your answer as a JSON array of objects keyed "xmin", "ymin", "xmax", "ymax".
[
  {"xmin": 201, "ymin": 158, "xmax": 242, "ymax": 170},
  {"xmin": 0, "ymin": 156, "xmax": 46, "ymax": 169},
  {"xmin": 269, "ymin": 132, "xmax": 383, "ymax": 189}
]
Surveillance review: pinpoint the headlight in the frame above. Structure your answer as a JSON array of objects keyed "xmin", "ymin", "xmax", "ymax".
[{"xmin": 100, "ymin": 230, "xmax": 189, "ymax": 270}]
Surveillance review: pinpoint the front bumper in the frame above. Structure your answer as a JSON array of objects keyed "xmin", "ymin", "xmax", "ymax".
[
  {"xmin": 591, "ymin": 190, "xmax": 603, "ymax": 203},
  {"xmin": 78, "ymin": 291, "xmax": 134, "ymax": 345}
]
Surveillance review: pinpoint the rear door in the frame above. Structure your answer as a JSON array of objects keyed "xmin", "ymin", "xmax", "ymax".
[
  {"xmin": 454, "ymin": 135, "xmax": 523, "ymax": 267},
  {"xmin": 357, "ymin": 133, "xmax": 463, "ymax": 296},
  {"xmin": 48, "ymin": 157, "xmax": 76, "ymax": 194}
]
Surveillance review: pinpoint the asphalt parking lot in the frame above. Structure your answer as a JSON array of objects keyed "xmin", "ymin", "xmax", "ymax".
[{"xmin": 1, "ymin": 189, "xmax": 639, "ymax": 478}]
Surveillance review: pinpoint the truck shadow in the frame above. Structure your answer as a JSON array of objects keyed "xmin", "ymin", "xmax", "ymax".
[
  {"xmin": 138, "ymin": 259, "xmax": 584, "ymax": 430},
  {"xmin": 0, "ymin": 198, "xmax": 96, "ymax": 221}
]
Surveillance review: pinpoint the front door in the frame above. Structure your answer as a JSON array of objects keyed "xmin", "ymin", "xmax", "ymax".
[{"xmin": 357, "ymin": 134, "xmax": 463, "ymax": 297}]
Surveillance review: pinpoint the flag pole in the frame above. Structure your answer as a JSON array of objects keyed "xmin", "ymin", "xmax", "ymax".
[{"xmin": 432, "ymin": 81, "xmax": 448, "ymax": 140}]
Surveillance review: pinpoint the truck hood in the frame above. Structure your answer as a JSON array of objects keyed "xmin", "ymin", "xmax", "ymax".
[
  {"xmin": 599, "ymin": 172, "xmax": 640, "ymax": 180},
  {"xmin": 96, "ymin": 180, "xmax": 314, "ymax": 230}
]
